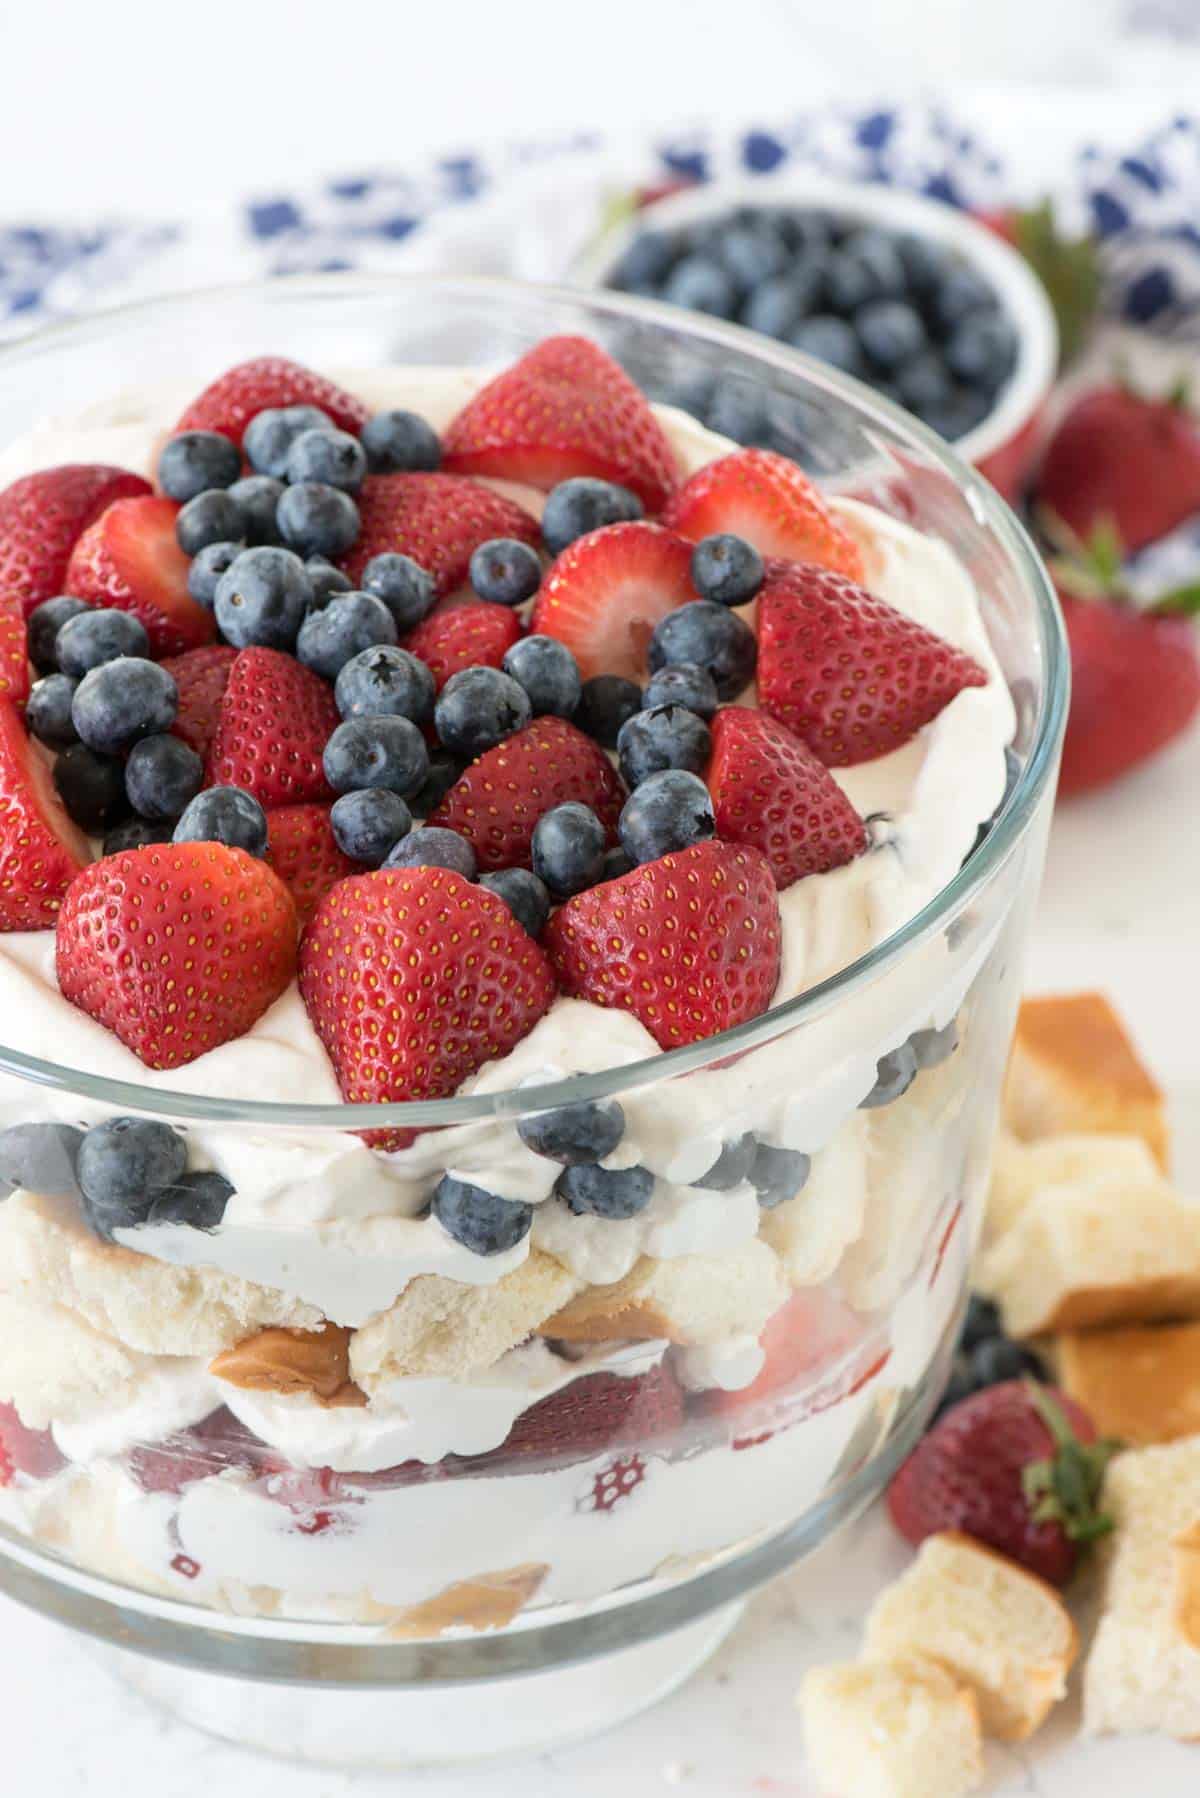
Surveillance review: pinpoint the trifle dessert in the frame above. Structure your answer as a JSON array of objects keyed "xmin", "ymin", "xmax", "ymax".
[{"xmin": 0, "ymin": 321, "xmax": 1032, "ymax": 1644}]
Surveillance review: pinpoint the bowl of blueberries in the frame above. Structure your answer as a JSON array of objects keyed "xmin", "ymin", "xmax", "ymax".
[{"xmin": 577, "ymin": 175, "xmax": 1057, "ymax": 501}]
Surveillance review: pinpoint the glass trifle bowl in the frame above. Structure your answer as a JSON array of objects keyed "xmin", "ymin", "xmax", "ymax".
[{"xmin": 0, "ymin": 276, "xmax": 1066, "ymax": 1766}]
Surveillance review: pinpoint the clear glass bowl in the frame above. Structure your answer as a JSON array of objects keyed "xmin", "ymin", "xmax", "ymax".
[{"xmin": 0, "ymin": 275, "xmax": 1066, "ymax": 1764}]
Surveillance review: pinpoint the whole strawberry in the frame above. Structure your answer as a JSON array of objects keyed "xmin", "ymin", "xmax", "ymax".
[
  {"xmin": 1038, "ymin": 380, "xmax": 1200, "ymax": 554},
  {"xmin": 887, "ymin": 1380, "xmax": 1118, "ymax": 1588},
  {"xmin": 339, "ymin": 473, "xmax": 539, "ymax": 598},
  {"xmin": 174, "ymin": 356, "xmax": 370, "ymax": 446}
]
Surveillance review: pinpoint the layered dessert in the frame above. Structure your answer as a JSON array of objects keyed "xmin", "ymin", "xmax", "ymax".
[{"xmin": 0, "ymin": 335, "xmax": 1017, "ymax": 1632}]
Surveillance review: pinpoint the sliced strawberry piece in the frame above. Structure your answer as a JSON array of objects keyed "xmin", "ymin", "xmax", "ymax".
[
  {"xmin": 708, "ymin": 1290, "xmax": 884, "ymax": 1443},
  {"xmin": 127, "ymin": 1407, "xmax": 272, "ymax": 1496},
  {"xmin": 163, "ymin": 644, "xmax": 237, "ymax": 760},
  {"xmin": 65, "ymin": 495, "xmax": 215, "ymax": 656},
  {"xmin": 442, "ymin": 334, "xmax": 681, "ymax": 510},
  {"xmin": 530, "ymin": 521, "xmax": 696, "ymax": 682},
  {"xmin": 266, "ymin": 803, "xmax": 356, "ymax": 924},
  {"xmin": 0, "ymin": 1400, "xmax": 66, "ymax": 1484},
  {"xmin": 404, "ymin": 601, "xmax": 523, "ymax": 693},
  {"xmin": 706, "ymin": 706, "xmax": 867, "ymax": 889},
  {"xmin": 544, "ymin": 839, "xmax": 781, "ymax": 1050},
  {"xmin": 174, "ymin": 356, "xmax": 370, "ymax": 447},
  {"xmin": 458, "ymin": 1364, "xmax": 684, "ymax": 1479},
  {"xmin": 339, "ymin": 473, "xmax": 539, "ymax": 598},
  {"xmin": 206, "ymin": 647, "xmax": 338, "ymax": 807},
  {"xmin": 56, "ymin": 843, "xmax": 298, "ymax": 1070},
  {"xmin": 0, "ymin": 596, "xmax": 29, "ymax": 706},
  {"xmin": 661, "ymin": 448, "xmax": 865, "ymax": 582},
  {"xmin": 0, "ymin": 464, "xmax": 150, "ymax": 621},
  {"xmin": 0, "ymin": 699, "xmax": 91, "ymax": 931},
  {"xmin": 584, "ymin": 1454, "xmax": 649, "ymax": 1513},
  {"xmin": 429, "ymin": 716, "xmax": 626, "ymax": 871},
  {"xmin": 756, "ymin": 559, "xmax": 989, "ymax": 767}
]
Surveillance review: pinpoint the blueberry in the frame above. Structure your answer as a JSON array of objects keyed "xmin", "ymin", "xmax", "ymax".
[
  {"xmin": 749, "ymin": 1141, "xmax": 811, "ymax": 1209},
  {"xmin": 175, "ymin": 489, "xmax": 245, "ymax": 557},
  {"xmin": 434, "ymin": 666, "xmax": 531, "ymax": 759},
  {"xmin": 468, "ymin": 537, "xmax": 542, "ymax": 608},
  {"xmin": 641, "ymin": 663, "xmax": 719, "ymax": 721},
  {"xmin": 285, "ymin": 428, "xmax": 367, "ymax": 494},
  {"xmin": 76, "ymin": 1117, "xmax": 188, "ymax": 1240},
  {"xmin": 53, "ymin": 744, "xmax": 128, "ymax": 831},
  {"xmin": 690, "ymin": 533, "xmax": 764, "ymax": 608},
  {"xmin": 741, "ymin": 268, "xmax": 822, "ymax": 340},
  {"xmin": 28, "ymin": 596, "xmax": 88, "ymax": 674},
  {"xmin": 330, "ymin": 788, "xmax": 411, "ymax": 866},
  {"xmin": 227, "ymin": 475, "xmax": 285, "ymax": 546},
  {"xmin": 662, "ymin": 372, "xmax": 716, "ymax": 419},
  {"xmin": 244, "ymin": 404, "xmax": 333, "ymax": 479},
  {"xmin": 103, "ymin": 817, "xmax": 174, "ymax": 854},
  {"xmin": 926, "ymin": 265, "xmax": 995, "ymax": 336},
  {"xmin": 518, "ymin": 1096, "xmax": 624, "ymax": 1164},
  {"xmin": 174, "ymin": 786, "xmax": 269, "ymax": 857},
  {"xmin": 895, "ymin": 233, "xmax": 952, "ymax": 301},
  {"xmin": 970, "ymin": 1337, "xmax": 1046, "ymax": 1388},
  {"xmin": 556, "ymin": 1162, "xmax": 654, "ymax": 1220},
  {"xmin": 541, "ymin": 478, "xmax": 644, "ymax": 556},
  {"xmin": 648, "ymin": 601, "xmax": 756, "ymax": 701},
  {"xmin": 384, "ymin": 826, "xmax": 476, "ymax": 878},
  {"xmin": 599, "ymin": 844, "xmax": 633, "ymax": 882},
  {"xmin": 619, "ymin": 767, "xmax": 715, "ymax": 865},
  {"xmin": 56, "ymin": 608, "xmax": 149, "ymax": 678},
  {"xmin": 409, "ymin": 751, "xmax": 465, "ymax": 818},
  {"xmin": 323, "ymin": 715, "xmax": 430, "ymax": 798},
  {"xmin": 147, "ymin": 1169, "xmax": 235, "ymax": 1232},
  {"xmin": 716, "ymin": 221, "xmax": 790, "ymax": 290},
  {"xmin": 502, "ymin": 635, "xmax": 581, "ymax": 719},
  {"xmin": 961, "ymin": 1294, "xmax": 1002, "ymax": 1353},
  {"xmin": 432, "ymin": 1174, "xmax": 532, "ymax": 1255},
  {"xmin": 825, "ymin": 230, "xmax": 905, "ymax": 311},
  {"xmin": 296, "ymin": 591, "xmax": 397, "ymax": 680},
  {"xmin": 214, "ymin": 546, "xmax": 313, "ymax": 650},
  {"xmin": 617, "ymin": 704, "xmax": 711, "ymax": 787},
  {"xmin": 479, "ymin": 867, "xmax": 550, "ymax": 937},
  {"xmin": 361, "ymin": 552, "xmax": 438, "ymax": 631},
  {"xmin": 933, "ymin": 1356, "xmax": 979, "ymax": 1423},
  {"xmin": 125, "ymin": 734, "xmax": 204, "ymax": 821},
  {"xmin": 706, "ymin": 376, "xmax": 768, "ymax": 446},
  {"xmin": 276, "ymin": 481, "xmax": 360, "ymax": 559},
  {"xmin": 26, "ymin": 674, "xmax": 79, "ymax": 748},
  {"xmin": 72, "ymin": 658, "xmax": 178, "ymax": 755},
  {"xmin": 893, "ymin": 353, "xmax": 955, "ymax": 419},
  {"xmin": 788, "ymin": 315, "xmax": 866, "ymax": 377},
  {"xmin": 361, "ymin": 410, "xmax": 441, "ymax": 475},
  {"xmin": 690, "ymin": 1133, "xmax": 756, "ymax": 1191},
  {"xmin": 574, "ymin": 674, "xmax": 642, "ymax": 747},
  {"xmin": 0, "ymin": 1122, "xmax": 83, "ymax": 1196},
  {"xmin": 943, "ymin": 312, "xmax": 1017, "ymax": 391},
  {"xmin": 188, "ymin": 540, "xmax": 242, "ymax": 608},
  {"xmin": 157, "ymin": 431, "xmax": 241, "ymax": 503},
  {"xmin": 662, "ymin": 255, "xmax": 737, "ymax": 318},
  {"xmin": 531, "ymin": 801, "xmax": 606, "ymax": 897},
  {"xmin": 306, "ymin": 557, "xmax": 354, "ymax": 606},
  {"xmin": 856, "ymin": 299, "xmax": 928, "ymax": 374},
  {"xmin": 860, "ymin": 1041, "xmax": 919, "ymax": 1109},
  {"xmin": 335, "ymin": 644, "xmax": 435, "ymax": 724},
  {"xmin": 910, "ymin": 1020, "xmax": 958, "ymax": 1070},
  {"xmin": 613, "ymin": 229, "xmax": 677, "ymax": 291}
]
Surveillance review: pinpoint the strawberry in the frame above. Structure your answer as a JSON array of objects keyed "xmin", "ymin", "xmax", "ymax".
[
  {"xmin": 474, "ymin": 1364, "xmax": 684, "ymax": 1471},
  {"xmin": 0, "ymin": 699, "xmax": 91, "ymax": 930},
  {"xmin": 55, "ymin": 843, "xmax": 298, "ymax": 1070},
  {"xmin": 174, "ymin": 356, "xmax": 370, "ymax": 447},
  {"xmin": 0, "ymin": 464, "xmax": 150, "ymax": 621},
  {"xmin": 887, "ymin": 1381, "xmax": 1118, "ymax": 1588},
  {"xmin": 163, "ymin": 643, "xmax": 237, "ymax": 760},
  {"xmin": 756, "ymin": 559, "xmax": 989, "ymax": 767},
  {"xmin": 429, "ymin": 716, "xmax": 626, "ymax": 871},
  {"xmin": 544, "ymin": 839, "xmax": 781, "ymax": 1050},
  {"xmin": 442, "ymin": 334, "xmax": 681, "ymax": 510},
  {"xmin": 403, "ymin": 601, "xmax": 523, "ymax": 693},
  {"xmin": 584, "ymin": 1454, "xmax": 650, "ymax": 1513},
  {"xmin": 1038, "ymin": 381, "xmax": 1200, "ymax": 555},
  {"xmin": 530, "ymin": 521, "xmax": 696, "ymax": 681},
  {"xmin": 206, "ymin": 647, "xmax": 338, "ymax": 807},
  {"xmin": 339, "ymin": 473, "xmax": 539, "ymax": 598},
  {"xmin": 128, "ymin": 1407, "xmax": 271, "ymax": 1496},
  {"xmin": 0, "ymin": 596, "xmax": 29, "ymax": 707},
  {"xmin": 709, "ymin": 1290, "xmax": 889, "ymax": 1449},
  {"xmin": 660, "ymin": 448, "xmax": 866, "ymax": 583},
  {"xmin": 0, "ymin": 1399, "xmax": 66, "ymax": 1484},
  {"xmin": 266, "ymin": 803, "xmax": 355, "ymax": 923},
  {"xmin": 298, "ymin": 867, "xmax": 557, "ymax": 1123},
  {"xmin": 65, "ymin": 495, "xmax": 215, "ymax": 656},
  {"xmin": 706, "ymin": 706, "xmax": 867, "ymax": 889}
]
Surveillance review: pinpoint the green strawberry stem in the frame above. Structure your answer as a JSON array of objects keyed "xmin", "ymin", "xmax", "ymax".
[
  {"xmin": 1021, "ymin": 1383, "xmax": 1120, "ymax": 1547},
  {"xmin": 1009, "ymin": 200, "xmax": 1102, "ymax": 366}
]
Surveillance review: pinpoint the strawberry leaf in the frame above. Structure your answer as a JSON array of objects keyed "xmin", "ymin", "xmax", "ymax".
[
  {"xmin": 1020, "ymin": 1384, "xmax": 1120, "ymax": 1550},
  {"xmin": 1010, "ymin": 199, "xmax": 1102, "ymax": 366},
  {"xmin": 1152, "ymin": 582, "xmax": 1200, "ymax": 619}
]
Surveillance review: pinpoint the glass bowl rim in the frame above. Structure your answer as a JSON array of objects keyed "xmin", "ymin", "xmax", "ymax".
[{"xmin": 0, "ymin": 272, "xmax": 1068, "ymax": 1127}]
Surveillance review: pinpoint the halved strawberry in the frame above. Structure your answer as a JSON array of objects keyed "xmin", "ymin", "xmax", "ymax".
[
  {"xmin": 709, "ymin": 1290, "xmax": 881, "ymax": 1428},
  {"xmin": 756, "ymin": 560, "xmax": 989, "ymax": 767},
  {"xmin": 460, "ymin": 1366, "xmax": 683, "ymax": 1482},
  {"xmin": 174, "ymin": 356, "xmax": 370, "ymax": 446},
  {"xmin": 544, "ymin": 839, "xmax": 781, "ymax": 1050},
  {"xmin": 0, "ymin": 1400, "xmax": 66, "ymax": 1484},
  {"xmin": 0, "ymin": 699, "xmax": 91, "ymax": 931},
  {"xmin": 661, "ymin": 447, "xmax": 866, "ymax": 582},
  {"xmin": 298, "ymin": 867, "xmax": 557, "ymax": 1116},
  {"xmin": 706, "ymin": 706, "xmax": 867, "ymax": 889},
  {"xmin": 65, "ymin": 495, "xmax": 215, "ymax": 656},
  {"xmin": 163, "ymin": 644, "xmax": 237, "ymax": 760},
  {"xmin": 0, "ymin": 596, "xmax": 29, "ymax": 706},
  {"xmin": 0, "ymin": 464, "xmax": 151, "ymax": 621},
  {"xmin": 442, "ymin": 334, "xmax": 681, "ymax": 510},
  {"xmin": 206, "ymin": 647, "xmax": 338, "ymax": 807},
  {"xmin": 404, "ymin": 601, "xmax": 523, "ymax": 693},
  {"xmin": 266, "ymin": 804, "xmax": 355, "ymax": 923},
  {"xmin": 530, "ymin": 521, "xmax": 696, "ymax": 682},
  {"xmin": 339, "ymin": 473, "xmax": 540, "ymax": 598},
  {"xmin": 429, "ymin": 716, "xmax": 626, "ymax": 871},
  {"xmin": 56, "ymin": 843, "xmax": 298, "ymax": 1070}
]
